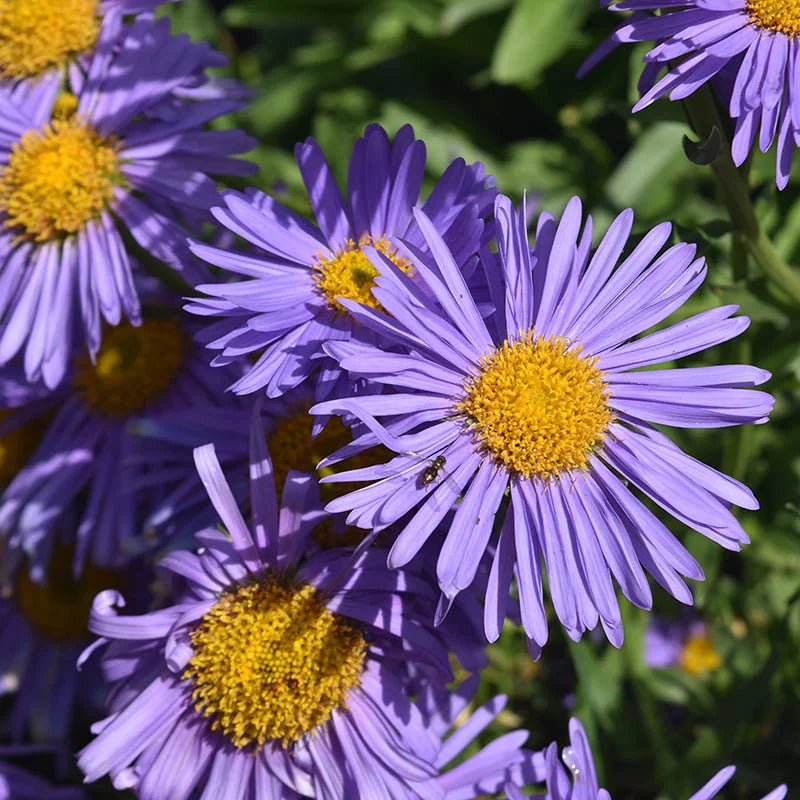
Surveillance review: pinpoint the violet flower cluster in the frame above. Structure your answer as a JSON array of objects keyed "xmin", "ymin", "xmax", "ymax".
[{"xmin": 0, "ymin": 0, "xmax": 792, "ymax": 797}]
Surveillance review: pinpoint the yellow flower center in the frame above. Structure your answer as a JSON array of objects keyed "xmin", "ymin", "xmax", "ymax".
[
  {"xmin": 312, "ymin": 234, "xmax": 413, "ymax": 316},
  {"xmin": 457, "ymin": 332, "xmax": 613, "ymax": 480},
  {"xmin": 73, "ymin": 320, "xmax": 184, "ymax": 417},
  {"xmin": 747, "ymin": 0, "xmax": 800, "ymax": 34},
  {"xmin": 0, "ymin": 0, "xmax": 98, "ymax": 79},
  {"xmin": 0, "ymin": 410, "xmax": 43, "ymax": 486},
  {"xmin": 0, "ymin": 117, "xmax": 119, "ymax": 242},
  {"xmin": 15, "ymin": 546, "xmax": 116, "ymax": 640},
  {"xmin": 185, "ymin": 578, "xmax": 366, "ymax": 748},
  {"xmin": 680, "ymin": 633, "xmax": 722, "ymax": 677}
]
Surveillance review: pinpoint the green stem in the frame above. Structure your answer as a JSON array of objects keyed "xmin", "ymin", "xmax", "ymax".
[
  {"xmin": 746, "ymin": 228, "xmax": 800, "ymax": 306},
  {"xmin": 730, "ymin": 230, "xmax": 750, "ymax": 282},
  {"xmin": 682, "ymin": 87, "xmax": 800, "ymax": 307},
  {"xmin": 620, "ymin": 606, "xmax": 679, "ymax": 783},
  {"xmin": 722, "ymin": 233, "xmax": 755, "ymax": 482},
  {"xmin": 631, "ymin": 677, "xmax": 677, "ymax": 784}
]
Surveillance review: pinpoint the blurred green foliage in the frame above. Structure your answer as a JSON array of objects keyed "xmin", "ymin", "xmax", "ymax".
[{"xmin": 162, "ymin": 1, "xmax": 800, "ymax": 796}]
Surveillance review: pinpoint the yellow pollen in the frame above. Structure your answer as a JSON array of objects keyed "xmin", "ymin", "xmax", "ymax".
[
  {"xmin": 312, "ymin": 234, "xmax": 413, "ymax": 315},
  {"xmin": 184, "ymin": 578, "xmax": 366, "ymax": 748},
  {"xmin": 73, "ymin": 320, "xmax": 184, "ymax": 417},
  {"xmin": 457, "ymin": 332, "xmax": 613, "ymax": 480},
  {"xmin": 0, "ymin": 117, "xmax": 119, "ymax": 242},
  {"xmin": 52, "ymin": 92, "xmax": 79, "ymax": 120},
  {"xmin": 0, "ymin": 410, "xmax": 43, "ymax": 486},
  {"xmin": 0, "ymin": 0, "xmax": 99, "ymax": 79},
  {"xmin": 747, "ymin": 0, "xmax": 800, "ymax": 34},
  {"xmin": 680, "ymin": 633, "xmax": 722, "ymax": 677},
  {"xmin": 16, "ymin": 545, "xmax": 116, "ymax": 640}
]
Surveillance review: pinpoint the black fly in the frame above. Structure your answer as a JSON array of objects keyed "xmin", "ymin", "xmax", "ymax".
[{"xmin": 420, "ymin": 455, "xmax": 446, "ymax": 486}]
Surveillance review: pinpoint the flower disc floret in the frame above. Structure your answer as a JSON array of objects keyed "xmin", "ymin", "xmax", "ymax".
[
  {"xmin": 184, "ymin": 578, "xmax": 366, "ymax": 748},
  {"xmin": 16, "ymin": 547, "xmax": 116, "ymax": 640},
  {"xmin": 0, "ymin": 117, "xmax": 119, "ymax": 242},
  {"xmin": 458, "ymin": 332, "xmax": 613, "ymax": 479},
  {"xmin": 747, "ymin": 0, "xmax": 800, "ymax": 35},
  {"xmin": 313, "ymin": 234, "xmax": 413, "ymax": 315},
  {"xmin": 0, "ymin": 0, "xmax": 98, "ymax": 79},
  {"xmin": 74, "ymin": 320, "xmax": 184, "ymax": 417}
]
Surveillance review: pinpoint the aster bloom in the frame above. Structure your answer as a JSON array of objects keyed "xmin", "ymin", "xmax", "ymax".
[
  {"xmin": 505, "ymin": 717, "xmax": 787, "ymax": 799},
  {"xmin": 186, "ymin": 122, "xmax": 496, "ymax": 400},
  {"xmin": 0, "ymin": 13, "xmax": 255, "ymax": 388},
  {"xmin": 0, "ymin": 541, "xmax": 118, "ymax": 743},
  {"xmin": 134, "ymin": 396, "xmax": 491, "ymax": 670},
  {"xmin": 644, "ymin": 616, "xmax": 722, "ymax": 675},
  {"xmin": 0, "ymin": 307, "xmax": 242, "ymax": 578},
  {"xmin": 78, "ymin": 442, "xmax": 533, "ymax": 799},
  {"xmin": 582, "ymin": 1, "xmax": 800, "ymax": 189},
  {"xmin": 312, "ymin": 195, "xmax": 773, "ymax": 654}
]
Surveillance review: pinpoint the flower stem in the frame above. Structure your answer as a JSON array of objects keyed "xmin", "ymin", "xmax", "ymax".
[
  {"xmin": 682, "ymin": 86, "xmax": 800, "ymax": 307},
  {"xmin": 721, "ymin": 232, "xmax": 756, "ymax": 482},
  {"xmin": 620, "ymin": 605, "xmax": 678, "ymax": 784}
]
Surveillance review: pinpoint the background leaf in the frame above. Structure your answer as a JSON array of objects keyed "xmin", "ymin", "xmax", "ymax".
[{"xmin": 491, "ymin": 0, "xmax": 593, "ymax": 86}]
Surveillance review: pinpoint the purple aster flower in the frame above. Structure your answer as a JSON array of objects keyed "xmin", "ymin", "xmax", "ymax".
[
  {"xmin": 134, "ymin": 398, "xmax": 493, "ymax": 673},
  {"xmin": 0, "ymin": 303, "xmax": 243, "ymax": 578},
  {"xmin": 0, "ymin": 13, "xmax": 255, "ymax": 388},
  {"xmin": 505, "ymin": 716, "xmax": 787, "ymax": 799},
  {"xmin": 78, "ymin": 442, "xmax": 533, "ymax": 798},
  {"xmin": 582, "ymin": 1, "xmax": 800, "ymax": 189},
  {"xmin": 312, "ymin": 195, "xmax": 773, "ymax": 655},
  {"xmin": 644, "ymin": 616, "xmax": 722, "ymax": 675},
  {"xmin": 186, "ymin": 123, "xmax": 496, "ymax": 401}
]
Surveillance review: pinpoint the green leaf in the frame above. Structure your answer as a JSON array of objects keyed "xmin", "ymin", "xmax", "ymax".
[
  {"xmin": 647, "ymin": 667, "xmax": 719, "ymax": 710},
  {"xmin": 490, "ymin": 0, "xmax": 592, "ymax": 86},
  {"xmin": 682, "ymin": 126, "xmax": 723, "ymax": 166},
  {"xmin": 569, "ymin": 639, "xmax": 624, "ymax": 725},
  {"xmin": 441, "ymin": 0, "xmax": 512, "ymax": 34}
]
